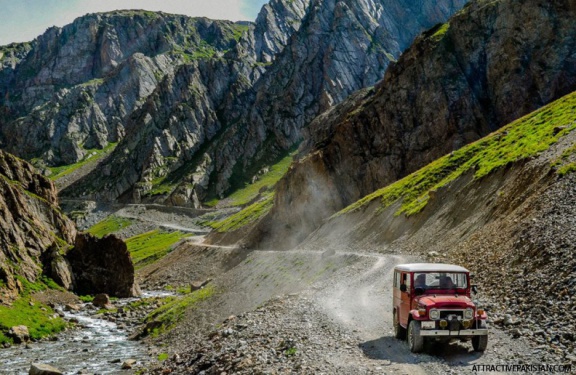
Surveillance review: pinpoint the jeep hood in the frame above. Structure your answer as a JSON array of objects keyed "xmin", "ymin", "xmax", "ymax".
[{"xmin": 417, "ymin": 295, "xmax": 475, "ymax": 308}]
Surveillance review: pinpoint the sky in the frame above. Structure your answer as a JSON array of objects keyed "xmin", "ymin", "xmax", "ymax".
[{"xmin": 0, "ymin": 0, "xmax": 269, "ymax": 46}]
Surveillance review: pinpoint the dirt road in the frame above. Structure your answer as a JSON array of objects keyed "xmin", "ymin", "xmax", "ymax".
[
  {"xmin": 315, "ymin": 251, "xmax": 551, "ymax": 374},
  {"xmin": 154, "ymin": 249, "xmax": 538, "ymax": 374}
]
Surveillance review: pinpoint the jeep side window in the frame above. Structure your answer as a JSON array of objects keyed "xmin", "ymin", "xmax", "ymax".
[{"xmin": 394, "ymin": 271, "xmax": 401, "ymax": 288}]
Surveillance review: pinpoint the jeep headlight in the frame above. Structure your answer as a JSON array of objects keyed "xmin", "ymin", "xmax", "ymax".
[
  {"xmin": 429, "ymin": 308, "xmax": 440, "ymax": 320},
  {"xmin": 464, "ymin": 308, "xmax": 474, "ymax": 320}
]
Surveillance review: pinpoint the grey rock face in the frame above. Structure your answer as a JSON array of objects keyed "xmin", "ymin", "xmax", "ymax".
[
  {"xmin": 255, "ymin": 0, "xmax": 576, "ymax": 249},
  {"xmin": 58, "ymin": 0, "xmax": 466, "ymax": 206},
  {"xmin": 0, "ymin": 150, "xmax": 77, "ymax": 299},
  {"xmin": 0, "ymin": 11, "xmax": 246, "ymax": 166},
  {"xmin": 252, "ymin": 0, "xmax": 312, "ymax": 62}
]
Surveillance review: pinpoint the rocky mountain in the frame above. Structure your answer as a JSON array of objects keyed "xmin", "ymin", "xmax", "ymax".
[
  {"xmin": 0, "ymin": 150, "xmax": 76, "ymax": 300},
  {"xmin": 251, "ymin": 0, "xmax": 576, "ymax": 249},
  {"xmin": 1, "ymin": 0, "xmax": 467, "ymax": 207},
  {"xmin": 0, "ymin": 150, "xmax": 139, "ymax": 300},
  {"xmin": 199, "ymin": 0, "xmax": 469, "ymax": 200},
  {"xmin": 0, "ymin": 11, "xmax": 251, "ymax": 166}
]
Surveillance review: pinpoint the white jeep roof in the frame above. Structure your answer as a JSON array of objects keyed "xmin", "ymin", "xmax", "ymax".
[{"xmin": 394, "ymin": 263, "xmax": 469, "ymax": 273}]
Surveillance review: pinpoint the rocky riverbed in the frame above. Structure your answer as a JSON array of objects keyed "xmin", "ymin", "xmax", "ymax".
[{"xmin": 0, "ymin": 291, "xmax": 171, "ymax": 375}]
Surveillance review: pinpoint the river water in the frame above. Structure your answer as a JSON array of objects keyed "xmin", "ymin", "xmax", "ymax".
[{"xmin": 0, "ymin": 291, "xmax": 171, "ymax": 375}]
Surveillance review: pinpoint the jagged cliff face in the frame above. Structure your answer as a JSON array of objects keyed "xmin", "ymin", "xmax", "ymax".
[
  {"xmin": 0, "ymin": 150, "xmax": 140, "ymax": 299},
  {"xmin": 0, "ymin": 150, "xmax": 76, "ymax": 298},
  {"xmin": 255, "ymin": 0, "xmax": 576, "ymax": 249},
  {"xmin": 0, "ymin": 11, "xmax": 249, "ymax": 165},
  {"xmin": 1, "ymin": 0, "xmax": 466, "ymax": 206},
  {"xmin": 204, "ymin": 0, "xmax": 469, "ymax": 197}
]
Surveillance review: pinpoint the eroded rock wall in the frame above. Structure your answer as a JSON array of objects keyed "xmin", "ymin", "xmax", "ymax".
[
  {"xmin": 18, "ymin": 0, "xmax": 466, "ymax": 206},
  {"xmin": 254, "ymin": 0, "xmax": 576, "ymax": 249},
  {"xmin": 0, "ymin": 150, "xmax": 76, "ymax": 299}
]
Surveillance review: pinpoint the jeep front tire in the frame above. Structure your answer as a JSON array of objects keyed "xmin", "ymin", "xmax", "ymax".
[
  {"xmin": 408, "ymin": 320, "xmax": 424, "ymax": 353},
  {"xmin": 472, "ymin": 334, "xmax": 488, "ymax": 352}
]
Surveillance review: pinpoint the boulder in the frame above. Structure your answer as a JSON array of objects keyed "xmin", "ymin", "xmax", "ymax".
[
  {"xmin": 64, "ymin": 303, "xmax": 82, "ymax": 312},
  {"xmin": 66, "ymin": 233, "xmax": 141, "ymax": 298},
  {"xmin": 28, "ymin": 363, "xmax": 63, "ymax": 375},
  {"xmin": 9, "ymin": 325, "xmax": 29, "ymax": 343},
  {"xmin": 92, "ymin": 293, "xmax": 114, "ymax": 309},
  {"xmin": 190, "ymin": 279, "xmax": 212, "ymax": 292},
  {"xmin": 49, "ymin": 254, "xmax": 75, "ymax": 290},
  {"xmin": 121, "ymin": 359, "xmax": 137, "ymax": 369}
]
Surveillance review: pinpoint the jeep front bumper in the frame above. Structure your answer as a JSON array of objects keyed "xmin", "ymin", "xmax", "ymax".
[{"xmin": 419, "ymin": 329, "xmax": 488, "ymax": 336}]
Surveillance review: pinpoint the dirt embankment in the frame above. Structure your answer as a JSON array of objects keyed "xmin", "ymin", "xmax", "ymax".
[{"xmin": 294, "ymin": 130, "xmax": 576, "ymax": 363}]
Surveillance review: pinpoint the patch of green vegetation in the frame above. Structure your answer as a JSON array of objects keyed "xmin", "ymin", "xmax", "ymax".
[
  {"xmin": 558, "ymin": 162, "xmax": 576, "ymax": 176},
  {"xmin": 126, "ymin": 297, "xmax": 157, "ymax": 311},
  {"xmin": 429, "ymin": 22, "xmax": 450, "ymax": 42},
  {"xmin": 48, "ymin": 142, "xmax": 117, "ymax": 180},
  {"xmin": 253, "ymin": 61, "xmax": 273, "ymax": 68},
  {"xmin": 79, "ymin": 295, "xmax": 94, "ymax": 303},
  {"xmin": 285, "ymin": 347, "xmax": 297, "ymax": 356},
  {"xmin": 209, "ymin": 193, "xmax": 274, "ymax": 232},
  {"xmin": 87, "ymin": 215, "xmax": 132, "ymax": 238},
  {"xmin": 158, "ymin": 352, "xmax": 169, "ymax": 362},
  {"xmin": 126, "ymin": 230, "xmax": 190, "ymax": 269},
  {"xmin": 191, "ymin": 43, "xmax": 217, "ymax": 60},
  {"xmin": 337, "ymin": 91, "xmax": 576, "ymax": 218},
  {"xmin": 79, "ymin": 78, "xmax": 104, "ymax": 87},
  {"xmin": 0, "ymin": 276, "xmax": 67, "ymax": 345},
  {"xmin": 144, "ymin": 285, "xmax": 215, "ymax": 337},
  {"xmin": 210, "ymin": 153, "xmax": 294, "ymax": 207},
  {"xmin": 176, "ymin": 285, "xmax": 191, "ymax": 294},
  {"xmin": 552, "ymin": 141, "xmax": 576, "ymax": 175},
  {"xmin": 15, "ymin": 275, "xmax": 64, "ymax": 293},
  {"xmin": 231, "ymin": 24, "xmax": 249, "ymax": 41},
  {"xmin": 96, "ymin": 307, "xmax": 118, "ymax": 314}
]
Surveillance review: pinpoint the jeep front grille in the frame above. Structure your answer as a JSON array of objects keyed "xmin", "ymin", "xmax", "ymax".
[{"xmin": 439, "ymin": 310, "xmax": 464, "ymax": 320}]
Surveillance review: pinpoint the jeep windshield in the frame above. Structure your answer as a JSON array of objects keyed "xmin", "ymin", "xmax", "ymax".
[{"xmin": 414, "ymin": 272, "xmax": 468, "ymax": 291}]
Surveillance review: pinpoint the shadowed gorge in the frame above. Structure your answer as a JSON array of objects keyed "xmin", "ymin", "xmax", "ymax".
[{"xmin": 251, "ymin": 0, "xmax": 576, "ymax": 250}]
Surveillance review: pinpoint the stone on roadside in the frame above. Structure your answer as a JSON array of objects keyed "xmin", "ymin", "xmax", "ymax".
[
  {"xmin": 190, "ymin": 279, "xmax": 212, "ymax": 292},
  {"xmin": 321, "ymin": 249, "xmax": 336, "ymax": 258},
  {"xmin": 29, "ymin": 363, "xmax": 63, "ymax": 375}
]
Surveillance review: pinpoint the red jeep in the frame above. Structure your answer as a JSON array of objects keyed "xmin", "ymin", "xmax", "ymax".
[{"xmin": 392, "ymin": 263, "xmax": 488, "ymax": 353}]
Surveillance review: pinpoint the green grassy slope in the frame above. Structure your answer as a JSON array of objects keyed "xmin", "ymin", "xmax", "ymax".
[
  {"xmin": 337, "ymin": 91, "xmax": 576, "ymax": 217},
  {"xmin": 126, "ymin": 230, "xmax": 190, "ymax": 269}
]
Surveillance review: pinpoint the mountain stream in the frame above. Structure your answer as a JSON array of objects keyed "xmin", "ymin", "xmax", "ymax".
[{"xmin": 0, "ymin": 291, "xmax": 172, "ymax": 374}]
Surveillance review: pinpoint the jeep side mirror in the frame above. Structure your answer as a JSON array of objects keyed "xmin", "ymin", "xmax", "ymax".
[
  {"xmin": 472, "ymin": 285, "xmax": 478, "ymax": 294},
  {"xmin": 400, "ymin": 284, "xmax": 407, "ymax": 293}
]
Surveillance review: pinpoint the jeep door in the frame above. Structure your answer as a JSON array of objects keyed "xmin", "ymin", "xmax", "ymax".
[{"xmin": 399, "ymin": 272, "xmax": 411, "ymax": 327}]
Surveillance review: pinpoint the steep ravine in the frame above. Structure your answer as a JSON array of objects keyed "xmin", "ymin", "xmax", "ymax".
[
  {"xmin": 42, "ymin": 0, "xmax": 466, "ymax": 206},
  {"xmin": 252, "ymin": 0, "xmax": 576, "ymax": 249}
]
